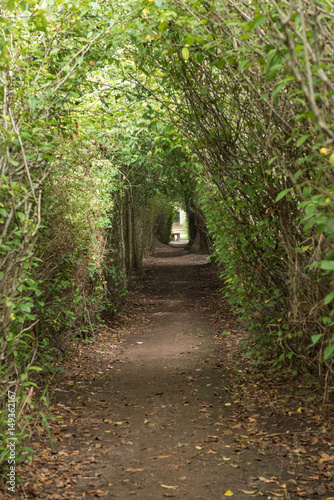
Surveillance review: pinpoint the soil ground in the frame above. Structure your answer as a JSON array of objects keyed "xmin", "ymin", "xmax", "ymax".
[{"xmin": 3, "ymin": 245, "xmax": 334, "ymax": 499}]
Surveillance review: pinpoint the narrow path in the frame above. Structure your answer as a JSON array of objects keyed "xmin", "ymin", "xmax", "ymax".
[
  {"xmin": 96, "ymin": 247, "xmax": 284, "ymax": 499},
  {"xmin": 14, "ymin": 246, "xmax": 333, "ymax": 499}
]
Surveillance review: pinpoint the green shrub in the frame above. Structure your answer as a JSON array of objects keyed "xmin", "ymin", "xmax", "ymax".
[{"xmin": 154, "ymin": 195, "xmax": 175, "ymax": 245}]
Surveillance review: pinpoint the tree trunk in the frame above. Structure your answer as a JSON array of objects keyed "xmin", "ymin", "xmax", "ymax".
[
  {"xmin": 126, "ymin": 189, "xmax": 133, "ymax": 277},
  {"xmin": 149, "ymin": 170, "xmax": 160, "ymax": 249}
]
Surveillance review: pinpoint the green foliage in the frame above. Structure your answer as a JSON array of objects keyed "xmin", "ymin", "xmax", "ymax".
[
  {"xmin": 34, "ymin": 137, "xmax": 117, "ymax": 345},
  {"xmin": 0, "ymin": 0, "xmax": 125, "ymax": 471},
  {"xmin": 1, "ymin": 0, "xmax": 334, "ymax": 475},
  {"xmin": 126, "ymin": 0, "xmax": 334, "ymax": 378},
  {"xmin": 154, "ymin": 194, "xmax": 175, "ymax": 244}
]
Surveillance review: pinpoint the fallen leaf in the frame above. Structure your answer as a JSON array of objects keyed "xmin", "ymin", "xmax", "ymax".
[
  {"xmin": 316, "ymin": 484, "xmax": 327, "ymax": 496},
  {"xmin": 293, "ymin": 447, "xmax": 307, "ymax": 454},
  {"xmin": 161, "ymin": 485, "xmax": 178, "ymax": 489},
  {"xmin": 258, "ymin": 476, "xmax": 276, "ymax": 483},
  {"xmin": 224, "ymin": 491, "xmax": 234, "ymax": 496},
  {"xmin": 240, "ymin": 490, "xmax": 258, "ymax": 495}
]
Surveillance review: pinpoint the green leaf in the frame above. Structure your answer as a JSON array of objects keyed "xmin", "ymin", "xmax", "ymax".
[
  {"xmin": 324, "ymin": 291, "xmax": 334, "ymax": 305},
  {"xmin": 319, "ymin": 261, "xmax": 334, "ymax": 270},
  {"xmin": 185, "ymin": 35, "xmax": 195, "ymax": 46},
  {"xmin": 182, "ymin": 47, "xmax": 189, "ymax": 60},
  {"xmin": 296, "ymin": 135, "xmax": 309, "ymax": 147},
  {"xmin": 8, "ymin": 156, "xmax": 19, "ymax": 166},
  {"xmin": 324, "ymin": 345, "xmax": 334, "ymax": 360},
  {"xmin": 311, "ymin": 334, "xmax": 322, "ymax": 346},
  {"xmin": 275, "ymin": 188, "xmax": 291, "ymax": 202},
  {"xmin": 19, "ymin": 303, "xmax": 32, "ymax": 313},
  {"xmin": 6, "ymin": 0, "xmax": 15, "ymax": 12},
  {"xmin": 158, "ymin": 20, "xmax": 168, "ymax": 32},
  {"xmin": 238, "ymin": 60, "xmax": 248, "ymax": 71},
  {"xmin": 249, "ymin": 14, "xmax": 267, "ymax": 30},
  {"xmin": 268, "ymin": 156, "xmax": 277, "ymax": 165}
]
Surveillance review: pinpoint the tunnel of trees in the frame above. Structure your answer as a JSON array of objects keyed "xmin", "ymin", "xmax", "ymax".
[{"xmin": 1, "ymin": 0, "xmax": 334, "ymax": 465}]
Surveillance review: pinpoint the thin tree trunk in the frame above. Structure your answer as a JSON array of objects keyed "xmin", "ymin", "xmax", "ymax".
[
  {"xmin": 149, "ymin": 169, "xmax": 160, "ymax": 249},
  {"xmin": 126, "ymin": 189, "xmax": 133, "ymax": 276}
]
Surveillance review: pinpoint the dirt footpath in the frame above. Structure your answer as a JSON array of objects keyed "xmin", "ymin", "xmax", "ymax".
[{"xmin": 10, "ymin": 246, "xmax": 334, "ymax": 499}]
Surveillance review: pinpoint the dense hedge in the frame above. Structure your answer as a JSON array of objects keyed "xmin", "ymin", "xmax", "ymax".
[
  {"xmin": 127, "ymin": 0, "xmax": 334, "ymax": 382},
  {"xmin": 154, "ymin": 195, "xmax": 175, "ymax": 244}
]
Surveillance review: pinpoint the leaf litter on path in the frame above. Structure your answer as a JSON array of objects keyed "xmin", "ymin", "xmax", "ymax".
[{"xmin": 11, "ymin": 246, "xmax": 334, "ymax": 499}]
